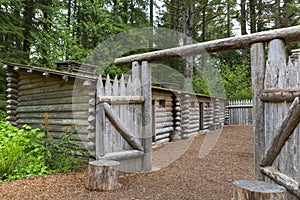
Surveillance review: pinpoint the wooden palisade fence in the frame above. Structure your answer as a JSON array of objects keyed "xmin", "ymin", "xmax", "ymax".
[
  {"xmin": 227, "ymin": 100, "xmax": 253, "ymax": 125},
  {"xmin": 252, "ymin": 39, "xmax": 300, "ymax": 199},
  {"xmin": 95, "ymin": 61, "xmax": 152, "ymax": 173},
  {"xmin": 114, "ymin": 25, "xmax": 300, "ymax": 199}
]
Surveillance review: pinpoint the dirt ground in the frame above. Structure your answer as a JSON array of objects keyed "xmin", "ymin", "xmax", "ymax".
[{"xmin": 0, "ymin": 125, "xmax": 254, "ymax": 200}]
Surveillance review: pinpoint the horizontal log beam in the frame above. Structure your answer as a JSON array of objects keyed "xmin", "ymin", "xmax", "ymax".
[
  {"xmin": 155, "ymin": 132, "xmax": 170, "ymax": 140},
  {"xmin": 155, "ymin": 127, "xmax": 174, "ymax": 135},
  {"xmin": 102, "ymin": 150, "xmax": 144, "ymax": 160},
  {"xmin": 153, "ymin": 137, "xmax": 170, "ymax": 144},
  {"xmin": 115, "ymin": 25, "xmax": 300, "ymax": 66},
  {"xmin": 102, "ymin": 102, "xmax": 144, "ymax": 151},
  {"xmin": 261, "ymin": 166, "xmax": 300, "ymax": 198},
  {"xmin": 227, "ymin": 105, "xmax": 253, "ymax": 108},
  {"xmin": 261, "ymin": 97, "xmax": 300, "ymax": 167},
  {"xmin": 260, "ymin": 88, "xmax": 300, "ymax": 102},
  {"xmin": 17, "ymin": 104, "xmax": 90, "ymax": 113},
  {"xmin": 97, "ymin": 96, "xmax": 144, "ymax": 104}
]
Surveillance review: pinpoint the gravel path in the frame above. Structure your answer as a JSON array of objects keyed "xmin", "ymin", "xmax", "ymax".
[{"xmin": 0, "ymin": 125, "xmax": 254, "ymax": 200}]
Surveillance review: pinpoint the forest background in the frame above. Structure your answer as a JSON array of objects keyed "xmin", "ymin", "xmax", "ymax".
[{"xmin": 0, "ymin": 0, "xmax": 299, "ymax": 111}]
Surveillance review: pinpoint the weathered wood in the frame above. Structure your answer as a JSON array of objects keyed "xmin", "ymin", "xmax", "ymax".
[
  {"xmin": 261, "ymin": 166, "xmax": 300, "ymax": 198},
  {"xmin": 18, "ymin": 96, "xmax": 89, "ymax": 107},
  {"xmin": 6, "ymin": 77, "xmax": 18, "ymax": 83},
  {"xmin": 102, "ymin": 150, "xmax": 144, "ymax": 160},
  {"xmin": 141, "ymin": 61, "xmax": 152, "ymax": 171},
  {"xmin": 17, "ymin": 112, "xmax": 87, "ymax": 119},
  {"xmin": 6, "ymin": 116, "xmax": 17, "ymax": 122},
  {"xmin": 17, "ymin": 118, "xmax": 89, "ymax": 126},
  {"xmin": 18, "ymin": 84, "xmax": 74, "ymax": 96},
  {"xmin": 98, "ymin": 96, "xmax": 145, "ymax": 104},
  {"xmin": 86, "ymin": 159, "xmax": 120, "ymax": 191},
  {"xmin": 7, "ymin": 83, "xmax": 18, "ymax": 89},
  {"xmin": 115, "ymin": 25, "xmax": 300, "ymax": 66},
  {"xmin": 7, "ymin": 100, "xmax": 18, "ymax": 105},
  {"xmin": 102, "ymin": 102, "xmax": 144, "ymax": 151},
  {"xmin": 155, "ymin": 132, "xmax": 170, "ymax": 141},
  {"xmin": 7, "ymin": 94, "xmax": 18, "ymax": 100},
  {"xmin": 6, "ymin": 88, "xmax": 18, "ymax": 94},
  {"xmin": 17, "ymin": 89, "xmax": 87, "ymax": 102},
  {"xmin": 17, "ymin": 104, "xmax": 89, "ymax": 113},
  {"xmin": 251, "ymin": 42, "xmax": 266, "ymax": 180},
  {"xmin": 228, "ymin": 100, "xmax": 253, "ymax": 125},
  {"xmin": 7, "ymin": 110, "xmax": 17, "ymax": 116},
  {"xmin": 7, "ymin": 105, "xmax": 17, "ymax": 110},
  {"xmin": 261, "ymin": 97, "xmax": 300, "ymax": 167},
  {"xmin": 154, "ymin": 138, "xmax": 170, "ymax": 144},
  {"xmin": 233, "ymin": 180, "xmax": 287, "ymax": 200},
  {"xmin": 260, "ymin": 89, "xmax": 300, "ymax": 102}
]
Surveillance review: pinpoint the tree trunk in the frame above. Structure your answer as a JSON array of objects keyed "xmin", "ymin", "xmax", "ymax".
[
  {"xmin": 257, "ymin": 0, "xmax": 263, "ymax": 32},
  {"xmin": 86, "ymin": 159, "xmax": 120, "ymax": 191},
  {"xmin": 226, "ymin": 0, "xmax": 231, "ymax": 38},
  {"xmin": 240, "ymin": 0, "xmax": 247, "ymax": 58},
  {"xmin": 275, "ymin": 0, "xmax": 281, "ymax": 28},
  {"xmin": 22, "ymin": 0, "xmax": 35, "ymax": 60},
  {"xmin": 233, "ymin": 180, "xmax": 287, "ymax": 200},
  {"xmin": 182, "ymin": 0, "xmax": 195, "ymax": 92},
  {"xmin": 249, "ymin": 0, "xmax": 256, "ymax": 33},
  {"xmin": 149, "ymin": 0, "xmax": 154, "ymax": 48}
]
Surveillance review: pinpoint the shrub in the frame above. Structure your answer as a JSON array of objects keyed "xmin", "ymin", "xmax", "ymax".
[
  {"xmin": 44, "ymin": 127, "xmax": 89, "ymax": 173},
  {"xmin": 0, "ymin": 123, "xmax": 46, "ymax": 180},
  {"xmin": 0, "ymin": 122, "xmax": 89, "ymax": 181},
  {"xmin": 0, "ymin": 110, "xmax": 6, "ymax": 122}
]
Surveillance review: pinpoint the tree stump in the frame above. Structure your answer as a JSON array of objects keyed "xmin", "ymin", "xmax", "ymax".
[
  {"xmin": 233, "ymin": 180, "xmax": 287, "ymax": 200},
  {"xmin": 86, "ymin": 159, "xmax": 120, "ymax": 191}
]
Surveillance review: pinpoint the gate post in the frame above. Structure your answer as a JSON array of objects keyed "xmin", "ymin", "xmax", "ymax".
[
  {"xmin": 141, "ymin": 61, "xmax": 152, "ymax": 171},
  {"xmin": 251, "ymin": 42, "xmax": 266, "ymax": 180}
]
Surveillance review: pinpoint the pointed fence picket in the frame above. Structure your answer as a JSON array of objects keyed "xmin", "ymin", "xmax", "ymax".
[
  {"xmin": 227, "ymin": 100, "xmax": 253, "ymax": 125},
  {"xmin": 95, "ymin": 73, "xmax": 146, "ymax": 173},
  {"xmin": 95, "ymin": 61, "xmax": 152, "ymax": 173}
]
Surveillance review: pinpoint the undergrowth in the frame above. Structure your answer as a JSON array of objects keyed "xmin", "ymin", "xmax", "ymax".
[{"xmin": 0, "ymin": 113, "xmax": 89, "ymax": 182}]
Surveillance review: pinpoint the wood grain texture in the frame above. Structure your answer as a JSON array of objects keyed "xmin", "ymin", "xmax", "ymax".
[
  {"xmin": 86, "ymin": 159, "xmax": 120, "ymax": 191},
  {"xmin": 261, "ymin": 97, "xmax": 300, "ymax": 167},
  {"xmin": 251, "ymin": 42, "xmax": 266, "ymax": 181},
  {"xmin": 233, "ymin": 180, "xmax": 287, "ymax": 200},
  {"xmin": 115, "ymin": 26, "xmax": 300, "ymax": 66}
]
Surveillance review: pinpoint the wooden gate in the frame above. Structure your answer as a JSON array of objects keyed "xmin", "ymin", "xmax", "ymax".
[
  {"xmin": 252, "ymin": 39, "xmax": 300, "ymax": 199},
  {"xmin": 95, "ymin": 61, "xmax": 152, "ymax": 173}
]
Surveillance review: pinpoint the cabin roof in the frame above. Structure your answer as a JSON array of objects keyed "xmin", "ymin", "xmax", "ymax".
[{"xmin": 4, "ymin": 61, "xmax": 218, "ymax": 100}]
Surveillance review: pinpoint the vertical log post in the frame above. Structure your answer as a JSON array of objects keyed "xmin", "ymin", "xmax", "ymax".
[
  {"xmin": 233, "ymin": 180, "xmax": 287, "ymax": 200},
  {"xmin": 86, "ymin": 159, "xmax": 120, "ymax": 191},
  {"xmin": 141, "ymin": 61, "xmax": 152, "ymax": 171},
  {"xmin": 251, "ymin": 42, "xmax": 266, "ymax": 180}
]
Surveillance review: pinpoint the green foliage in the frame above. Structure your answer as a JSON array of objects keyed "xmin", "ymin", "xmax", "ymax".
[
  {"xmin": 43, "ymin": 127, "xmax": 89, "ymax": 173},
  {"xmin": 217, "ymin": 52, "xmax": 252, "ymax": 100},
  {"xmin": 0, "ymin": 110, "xmax": 6, "ymax": 122},
  {"xmin": 0, "ymin": 63, "xmax": 7, "ymax": 111},
  {"xmin": 0, "ymin": 124, "xmax": 46, "ymax": 180},
  {"xmin": 0, "ymin": 123, "xmax": 89, "ymax": 182}
]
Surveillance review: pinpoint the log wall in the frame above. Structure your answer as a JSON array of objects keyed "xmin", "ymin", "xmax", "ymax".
[
  {"xmin": 5, "ymin": 63, "xmax": 96, "ymax": 155},
  {"xmin": 152, "ymin": 89, "xmax": 174, "ymax": 144},
  {"xmin": 4, "ymin": 63, "xmax": 227, "ymax": 154}
]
